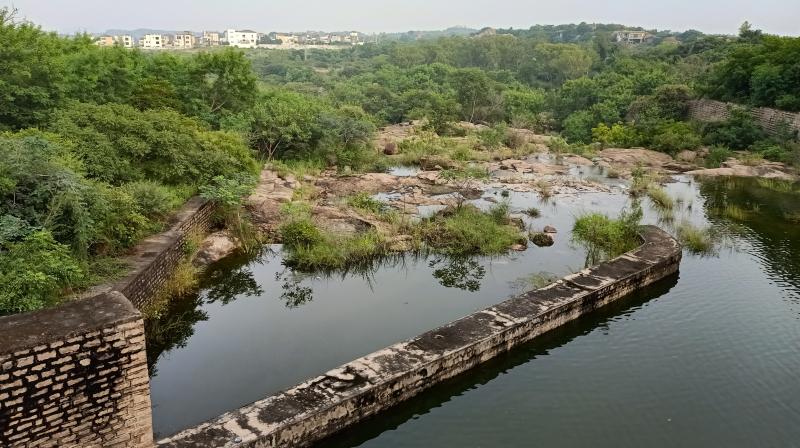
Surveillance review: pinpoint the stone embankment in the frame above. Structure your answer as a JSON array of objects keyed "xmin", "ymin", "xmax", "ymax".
[{"xmin": 158, "ymin": 226, "xmax": 682, "ymax": 448}]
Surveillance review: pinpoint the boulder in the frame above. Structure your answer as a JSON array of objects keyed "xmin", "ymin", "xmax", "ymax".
[
  {"xmin": 383, "ymin": 142, "xmax": 398, "ymax": 155},
  {"xmin": 676, "ymin": 150, "xmax": 697, "ymax": 162},
  {"xmin": 543, "ymin": 225, "xmax": 558, "ymax": 234},
  {"xmin": 530, "ymin": 232, "xmax": 554, "ymax": 247},
  {"xmin": 193, "ymin": 231, "xmax": 239, "ymax": 266}
]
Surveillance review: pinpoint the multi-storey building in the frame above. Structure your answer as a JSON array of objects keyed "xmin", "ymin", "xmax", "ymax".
[
  {"xmin": 202, "ymin": 31, "xmax": 221, "ymax": 46},
  {"xmin": 223, "ymin": 29, "xmax": 258, "ymax": 48},
  {"xmin": 140, "ymin": 34, "xmax": 164, "ymax": 49},
  {"xmin": 173, "ymin": 32, "xmax": 196, "ymax": 49}
]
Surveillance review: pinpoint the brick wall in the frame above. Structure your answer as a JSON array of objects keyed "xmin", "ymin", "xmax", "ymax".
[
  {"xmin": 688, "ymin": 99, "xmax": 800, "ymax": 136},
  {"xmin": 0, "ymin": 292, "xmax": 153, "ymax": 448},
  {"xmin": 115, "ymin": 197, "xmax": 216, "ymax": 310}
]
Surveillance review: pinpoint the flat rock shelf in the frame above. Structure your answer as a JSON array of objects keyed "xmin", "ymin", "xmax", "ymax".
[{"xmin": 158, "ymin": 225, "xmax": 681, "ymax": 448}]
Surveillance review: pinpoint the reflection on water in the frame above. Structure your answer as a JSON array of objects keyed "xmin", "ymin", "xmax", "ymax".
[{"xmin": 146, "ymin": 176, "xmax": 800, "ymax": 444}]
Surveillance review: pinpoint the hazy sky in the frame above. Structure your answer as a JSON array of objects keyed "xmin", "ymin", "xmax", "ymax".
[{"xmin": 6, "ymin": 0, "xmax": 799, "ymax": 36}]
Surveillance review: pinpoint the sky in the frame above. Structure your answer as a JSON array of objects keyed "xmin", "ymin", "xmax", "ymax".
[{"xmin": 5, "ymin": 0, "xmax": 799, "ymax": 36}]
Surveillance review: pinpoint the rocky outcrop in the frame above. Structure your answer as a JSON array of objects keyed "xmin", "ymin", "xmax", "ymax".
[{"xmin": 686, "ymin": 159, "xmax": 797, "ymax": 180}]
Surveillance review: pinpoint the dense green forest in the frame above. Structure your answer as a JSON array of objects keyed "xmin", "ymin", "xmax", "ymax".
[{"xmin": 1, "ymin": 6, "xmax": 798, "ymax": 314}]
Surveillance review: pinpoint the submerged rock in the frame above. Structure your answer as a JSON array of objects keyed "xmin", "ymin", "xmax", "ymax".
[
  {"xmin": 529, "ymin": 232, "xmax": 555, "ymax": 247},
  {"xmin": 193, "ymin": 231, "xmax": 239, "ymax": 266}
]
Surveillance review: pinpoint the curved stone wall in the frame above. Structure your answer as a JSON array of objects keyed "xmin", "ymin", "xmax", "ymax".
[{"xmin": 158, "ymin": 225, "xmax": 682, "ymax": 448}]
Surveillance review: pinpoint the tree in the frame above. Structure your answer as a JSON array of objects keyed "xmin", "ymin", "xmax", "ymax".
[
  {"xmin": 0, "ymin": 7, "xmax": 66, "ymax": 129},
  {"xmin": 183, "ymin": 49, "xmax": 258, "ymax": 125},
  {"xmin": 228, "ymin": 90, "xmax": 320, "ymax": 159}
]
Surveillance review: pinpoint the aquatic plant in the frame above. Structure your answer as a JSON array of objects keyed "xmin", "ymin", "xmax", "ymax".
[
  {"xmin": 572, "ymin": 205, "xmax": 643, "ymax": 266},
  {"xmin": 756, "ymin": 178, "xmax": 797, "ymax": 194},
  {"xmin": 675, "ymin": 222, "xmax": 715, "ymax": 255},
  {"xmin": 523, "ymin": 207, "xmax": 542, "ymax": 218},
  {"xmin": 418, "ymin": 204, "xmax": 525, "ymax": 256},
  {"xmin": 647, "ymin": 185, "xmax": 675, "ymax": 211}
]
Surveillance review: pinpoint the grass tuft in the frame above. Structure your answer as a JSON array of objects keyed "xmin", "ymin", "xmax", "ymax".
[{"xmin": 676, "ymin": 222, "xmax": 715, "ymax": 255}]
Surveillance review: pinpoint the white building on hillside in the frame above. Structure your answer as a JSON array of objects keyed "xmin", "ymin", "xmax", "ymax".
[
  {"xmin": 223, "ymin": 29, "xmax": 258, "ymax": 48},
  {"xmin": 202, "ymin": 31, "xmax": 221, "ymax": 46},
  {"xmin": 140, "ymin": 34, "xmax": 164, "ymax": 49},
  {"xmin": 173, "ymin": 32, "xmax": 196, "ymax": 49}
]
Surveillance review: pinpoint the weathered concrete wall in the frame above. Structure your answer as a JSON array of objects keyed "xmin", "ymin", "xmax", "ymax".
[
  {"xmin": 0, "ymin": 292, "xmax": 153, "ymax": 448},
  {"xmin": 116, "ymin": 197, "xmax": 215, "ymax": 310},
  {"xmin": 688, "ymin": 99, "xmax": 800, "ymax": 136},
  {"xmin": 158, "ymin": 225, "xmax": 682, "ymax": 448}
]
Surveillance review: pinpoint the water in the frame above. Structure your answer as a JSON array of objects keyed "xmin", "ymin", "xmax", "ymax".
[{"xmin": 146, "ymin": 177, "xmax": 800, "ymax": 446}]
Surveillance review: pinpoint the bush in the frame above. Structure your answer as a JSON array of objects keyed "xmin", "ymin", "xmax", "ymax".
[
  {"xmin": 702, "ymin": 109, "xmax": 767, "ymax": 150},
  {"xmin": 592, "ymin": 122, "xmax": 640, "ymax": 148},
  {"xmin": 705, "ymin": 146, "xmax": 732, "ymax": 168},
  {"xmin": 280, "ymin": 218, "xmax": 324, "ymax": 249},
  {"xmin": 125, "ymin": 181, "xmax": 185, "ymax": 221},
  {"xmin": 647, "ymin": 121, "xmax": 702, "ymax": 154},
  {"xmin": 0, "ymin": 231, "xmax": 85, "ymax": 314}
]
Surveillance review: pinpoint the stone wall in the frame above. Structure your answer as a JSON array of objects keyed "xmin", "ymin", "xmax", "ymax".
[
  {"xmin": 688, "ymin": 99, "xmax": 800, "ymax": 136},
  {"xmin": 0, "ymin": 292, "xmax": 153, "ymax": 448},
  {"xmin": 0, "ymin": 197, "xmax": 217, "ymax": 448},
  {"xmin": 115, "ymin": 197, "xmax": 215, "ymax": 310},
  {"xmin": 158, "ymin": 225, "xmax": 682, "ymax": 448}
]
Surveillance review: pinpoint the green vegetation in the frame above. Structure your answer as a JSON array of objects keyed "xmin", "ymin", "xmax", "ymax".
[
  {"xmin": 572, "ymin": 206, "xmax": 643, "ymax": 265},
  {"xmin": 3, "ymin": 6, "xmax": 800, "ymax": 314},
  {"xmin": 647, "ymin": 186, "xmax": 675, "ymax": 211},
  {"xmin": 418, "ymin": 204, "xmax": 525, "ymax": 256},
  {"xmin": 675, "ymin": 222, "xmax": 715, "ymax": 255},
  {"xmin": 523, "ymin": 207, "xmax": 542, "ymax": 218},
  {"xmin": 0, "ymin": 9, "xmax": 262, "ymax": 314}
]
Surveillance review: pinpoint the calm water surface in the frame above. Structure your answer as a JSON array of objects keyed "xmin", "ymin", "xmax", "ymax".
[{"xmin": 146, "ymin": 176, "xmax": 800, "ymax": 446}]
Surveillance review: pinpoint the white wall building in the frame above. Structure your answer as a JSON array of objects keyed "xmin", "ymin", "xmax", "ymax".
[
  {"xmin": 223, "ymin": 29, "xmax": 258, "ymax": 48},
  {"xmin": 173, "ymin": 32, "xmax": 196, "ymax": 49},
  {"xmin": 140, "ymin": 34, "xmax": 163, "ymax": 49}
]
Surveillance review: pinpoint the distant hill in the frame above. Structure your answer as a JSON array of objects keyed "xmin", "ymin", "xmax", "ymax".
[{"xmin": 102, "ymin": 29, "xmax": 185, "ymax": 39}]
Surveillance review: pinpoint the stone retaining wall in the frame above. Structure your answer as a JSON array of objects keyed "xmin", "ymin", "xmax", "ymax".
[
  {"xmin": 688, "ymin": 99, "xmax": 800, "ymax": 136},
  {"xmin": 0, "ymin": 293, "xmax": 152, "ymax": 448},
  {"xmin": 116, "ymin": 197, "xmax": 215, "ymax": 310},
  {"xmin": 158, "ymin": 225, "xmax": 682, "ymax": 448},
  {"xmin": 0, "ymin": 197, "xmax": 217, "ymax": 447}
]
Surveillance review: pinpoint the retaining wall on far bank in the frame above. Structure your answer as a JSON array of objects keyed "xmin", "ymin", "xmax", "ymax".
[
  {"xmin": 158, "ymin": 225, "xmax": 682, "ymax": 448},
  {"xmin": 688, "ymin": 99, "xmax": 800, "ymax": 136}
]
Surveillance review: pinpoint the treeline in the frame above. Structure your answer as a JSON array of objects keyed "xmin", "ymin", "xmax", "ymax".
[{"xmin": 246, "ymin": 21, "xmax": 799, "ymax": 162}]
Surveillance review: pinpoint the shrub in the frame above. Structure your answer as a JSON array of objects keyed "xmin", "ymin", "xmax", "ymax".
[
  {"xmin": 125, "ymin": 181, "xmax": 185, "ymax": 221},
  {"xmin": 647, "ymin": 121, "xmax": 702, "ymax": 154},
  {"xmin": 591, "ymin": 122, "xmax": 639, "ymax": 148},
  {"xmin": 280, "ymin": 218, "xmax": 323, "ymax": 249},
  {"xmin": 705, "ymin": 146, "xmax": 732, "ymax": 168},
  {"xmin": 0, "ymin": 231, "xmax": 86, "ymax": 314},
  {"xmin": 702, "ymin": 109, "xmax": 767, "ymax": 150}
]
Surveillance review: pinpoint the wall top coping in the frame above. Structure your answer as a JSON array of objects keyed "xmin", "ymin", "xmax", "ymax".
[{"xmin": 0, "ymin": 292, "xmax": 140, "ymax": 355}]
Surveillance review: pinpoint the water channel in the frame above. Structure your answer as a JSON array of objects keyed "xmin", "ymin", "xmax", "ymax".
[{"xmin": 146, "ymin": 175, "xmax": 800, "ymax": 447}]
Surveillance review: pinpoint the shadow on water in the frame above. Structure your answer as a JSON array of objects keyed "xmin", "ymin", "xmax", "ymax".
[{"xmin": 315, "ymin": 273, "xmax": 680, "ymax": 448}]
